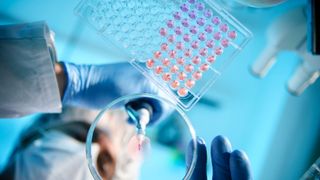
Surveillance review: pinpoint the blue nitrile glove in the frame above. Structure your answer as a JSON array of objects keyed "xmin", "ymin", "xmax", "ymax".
[
  {"xmin": 186, "ymin": 136, "xmax": 252, "ymax": 180},
  {"xmin": 61, "ymin": 62, "xmax": 171, "ymax": 124}
]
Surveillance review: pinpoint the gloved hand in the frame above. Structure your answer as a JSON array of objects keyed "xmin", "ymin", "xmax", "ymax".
[
  {"xmin": 61, "ymin": 62, "xmax": 171, "ymax": 124},
  {"xmin": 186, "ymin": 136, "xmax": 252, "ymax": 180}
]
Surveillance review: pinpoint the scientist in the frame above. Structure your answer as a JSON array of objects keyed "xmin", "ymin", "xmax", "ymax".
[
  {"xmin": 0, "ymin": 21, "xmax": 251, "ymax": 179},
  {"xmin": 1, "ymin": 107, "xmax": 144, "ymax": 180},
  {"xmin": 1, "ymin": 107, "xmax": 251, "ymax": 180}
]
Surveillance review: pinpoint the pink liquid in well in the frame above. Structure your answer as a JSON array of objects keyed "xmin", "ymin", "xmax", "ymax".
[
  {"xmin": 185, "ymin": 64, "xmax": 194, "ymax": 72},
  {"xmin": 204, "ymin": 10, "xmax": 212, "ymax": 18},
  {"xmin": 228, "ymin": 30, "xmax": 237, "ymax": 39},
  {"xmin": 170, "ymin": 65, "xmax": 179, "ymax": 73},
  {"xmin": 200, "ymin": 63, "xmax": 209, "ymax": 71},
  {"xmin": 215, "ymin": 47, "xmax": 223, "ymax": 55},
  {"xmin": 162, "ymin": 73, "xmax": 172, "ymax": 81},
  {"xmin": 180, "ymin": 3, "xmax": 189, "ymax": 12},
  {"xmin": 159, "ymin": 28, "xmax": 167, "ymax": 36},
  {"xmin": 212, "ymin": 16, "xmax": 221, "ymax": 25},
  {"xmin": 178, "ymin": 72, "xmax": 187, "ymax": 81},
  {"xmin": 193, "ymin": 71, "xmax": 202, "ymax": 80},
  {"xmin": 183, "ymin": 34, "xmax": 191, "ymax": 42},
  {"xmin": 167, "ymin": 20, "xmax": 174, "ymax": 28},
  {"xmin": 168, "ymin": 34, "xmax": 175, "ymax": 43},
  {"xmin": 207, "ymin": 55, "xmax": 215, "ymax": 63},
  {"xmin": 176, "ymin": 41, "xmax": 184, "ymax": 50},
  {"xmin": 195, "ymin": 2, "xmax": 204, "ymax": 11},
  {"xmin": 184, "ymin": 49, "xmax": 192, "ymax": 57},
  {"xmin": 220, "ymin": 23, "xmax": 229, "ymax": 32},
  {"xmin": 205, "ymin": 25, "xmax": 213, "ymax": 33},
  {"xmin": 191, "ymin": 40, "xmax": 199, "ymax": 49},
  {"xmin": 173, "ymin": 11, "xmax": 182, "ymax": 20},
  {"xmin": 146, "ymin": 59, "xmax": 155, "ymax": 69},
  {"xmin": 198, "ymin": 33, "xmax": 206, "ymax": 41},
  {"xmin": 181, "ymin": 18, "xmax": 189, "ymax": 27},
  {"xmin": 192, "ymin": 56, "xmax": 201, "ymax": 65},
  {"xmin": 199, "ymin": 48, "xmax": 207, "ymax": 56},
  {"xmin": 169, "ymin": 50, "xmax": 176, "ymax": 58},
  {"xmin": 214, "ymin": 32, "xmax": 222, "ymax": 40},
  {"xmin": 161, "ymin": 43, "xmax": 168, "ymax": 51},
  {"xmin": 175, "ymin": 26, "xmax": 182, "ymax": 35},
  {"xmin": 155, "ymin": 66, "xmax": 163, "ymax": 75},
  {"xmin": 196, "ymin": 18, "xmax": 205, "ymax": 26},
  {"xmin": 221, "ymin": 39, "xmax": 229, "ymax": 47},
  {"xmin": 170, "ymin": 80, "xmax": 180, "ymax": 89},
  {"xmin": 190, "ymin": 25, "xmax": 198, "ymax": 34},
  {"xmin": 188, "ymin": 10, "xmax": 196, "ymax": 19},
  {"xmin": 176, "ymin": 57, "xmax": 185, "ymax": 65},
  {"xmin": 178, "ymin": 88, "xmax": 188, "ymax": 97},
  {"xmin": 206, "ymin": 40, "xmax": 214, "ymax": 48},
  {"xmin": 185, "ymin": 79, "xmax": 195, "ymax": 88},
  {"xmin": 162, "ymin": 58, "xmax": 170, "ymax": 66},
  {"xmin": 154, "ymin": 51, "xmax": 161, "ymax": 59}
]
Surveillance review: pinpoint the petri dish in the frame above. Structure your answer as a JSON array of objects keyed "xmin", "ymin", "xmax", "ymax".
[{"xmin": 86, "ymin": 93, "xmax": 197, "ymax": 180}]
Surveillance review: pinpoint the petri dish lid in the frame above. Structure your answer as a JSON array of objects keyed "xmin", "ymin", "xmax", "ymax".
[{"xmin": 86, "ymin": 93, "xmax": 197, "ymax": 180}]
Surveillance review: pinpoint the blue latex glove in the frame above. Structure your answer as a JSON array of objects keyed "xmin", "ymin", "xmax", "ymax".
[
  {"xmin": 61, "ymin": 62, "xmax": 170, "ymax": 124},
  {"xmin": 186, "ymin": 136, "xmax": 252, "ymax": 180}
]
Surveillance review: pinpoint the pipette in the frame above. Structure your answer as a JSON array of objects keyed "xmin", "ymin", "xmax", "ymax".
[{"xmin": 125, "ymin": 103, "xmax": 152, "ymax": 159}]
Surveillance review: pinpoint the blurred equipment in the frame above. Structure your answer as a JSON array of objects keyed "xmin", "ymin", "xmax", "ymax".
[
  {"xmin": 307, "ymin": 0, "xmax": 320, "ymax": 54},
  {"xmin": 232, "ymin": 0, "xmax": 287, "ymax": 8},
  {"xmin": 250, "ymin": 6, "xmax": 320, "ymax": 95},
  {"xmin": 301, "ymin": 156, "xmax": 320, "ymax": 180},
  {"xmin": 155, "ymin": 115, "xmax": 184, "ymax": 148},
  {"xmin": 287, "ymin": 42, "xmax": 320, "ymax": 95}
]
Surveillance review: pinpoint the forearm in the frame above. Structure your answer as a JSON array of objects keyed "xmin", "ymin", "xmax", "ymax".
[{"xmin": 55, "ymin": 62, "xmax": 67, "ymax": 99}]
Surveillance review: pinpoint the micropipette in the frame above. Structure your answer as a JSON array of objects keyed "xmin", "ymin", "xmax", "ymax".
[{"xmin": 125, "ymin": 103, "xmax": 152, "ymax": 158}]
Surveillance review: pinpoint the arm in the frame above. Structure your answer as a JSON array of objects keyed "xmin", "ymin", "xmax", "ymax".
[
  {"xmin": 55, "ymin": 61, "xmax": 171, "ymax": 123},
  {"xmin": 54, "ymin": 63, "xmax": 67, "ymax": 99},
  {"xmin": 0, "ymin": 21, "xmax": 170, "ymax": 121}
]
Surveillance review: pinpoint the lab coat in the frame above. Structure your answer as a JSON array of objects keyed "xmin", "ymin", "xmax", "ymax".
[
  {"xmin": 0, "ymin": 22, "xmax": 142, "ymax": 179},
  {"xmin": 15, "ymin": 130, "xmax": 97, "ymax": 180},
  {"xmin": 0, "ymin": 21, "xmax": 61, "ymax": 118}
]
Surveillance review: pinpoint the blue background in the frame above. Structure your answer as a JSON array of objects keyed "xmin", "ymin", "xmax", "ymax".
[{"xmin": 0, "ymin": 0, "xmax": 319, "ymax": 179}]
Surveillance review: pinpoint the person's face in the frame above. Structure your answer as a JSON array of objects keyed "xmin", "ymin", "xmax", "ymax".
[{"xmin": 96, "ymin": 134, "xmax": 116, "ymax": 180}]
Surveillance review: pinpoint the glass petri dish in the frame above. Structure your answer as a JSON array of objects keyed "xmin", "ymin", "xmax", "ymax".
[{"xmin": 86, "ymin": 93, "xmax": 197, "ymax": 180}]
